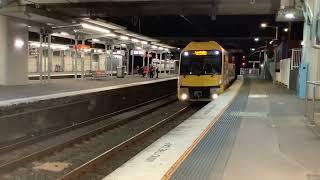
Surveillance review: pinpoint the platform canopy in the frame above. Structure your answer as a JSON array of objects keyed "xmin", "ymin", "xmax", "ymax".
[{"xmin": 16, "ymin": 0, "xmax": 280, "ymax": 16}]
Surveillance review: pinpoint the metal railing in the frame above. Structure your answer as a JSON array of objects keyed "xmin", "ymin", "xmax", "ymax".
[
  {"xmin": 240, "ymin": 68, "xmax": 260, "ymax": 76},
  {"xmin": 305, "ymin": 81, "xmax": 320, "ymax": 123},
  {"xmin": 290, "ymin": 48, "xmax": 302, "ymax": 70}
]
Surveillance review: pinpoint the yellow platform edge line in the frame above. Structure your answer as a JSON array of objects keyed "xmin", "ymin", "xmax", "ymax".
[{"xmin": 161, "ymin": 81, "xmax": 243, "ymax": 180}]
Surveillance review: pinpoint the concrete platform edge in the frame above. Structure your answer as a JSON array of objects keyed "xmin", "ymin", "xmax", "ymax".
[
  {"xmin": 0, "ymin": 77, "xmax": 177, "ymax": 108},
  {"xmin": 103, "ymin": 79, "xmax": 243, "ymax": 180}
]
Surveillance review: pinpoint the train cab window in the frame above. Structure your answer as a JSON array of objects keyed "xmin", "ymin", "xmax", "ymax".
[{"xmin": 180, "ymin": 53, "xmax": 222, "ymax": 75}]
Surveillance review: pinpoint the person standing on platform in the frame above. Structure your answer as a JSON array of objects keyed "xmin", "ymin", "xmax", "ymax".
[
  {"xmin": 156, "ymin": 65, "xmax": 160, "ymax": 78},
  {"xmin": 143, "ymin": 66, "xmax": 149, "ymax": 78},
  {"xmin": 149, "ymin": 65, "xmax": 154, "ymax": 78}
]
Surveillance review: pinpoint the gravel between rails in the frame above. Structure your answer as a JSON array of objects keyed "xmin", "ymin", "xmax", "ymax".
[
  {"xmin": 79, "ymin": 103, "xmax": 205, "ymax": 180},
  {"xmin": 2, "ymin": 100, "xmax": 200, "ymax": 180}
]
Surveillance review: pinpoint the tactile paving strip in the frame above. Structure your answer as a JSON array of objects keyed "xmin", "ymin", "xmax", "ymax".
[{"xmin": 170, "ymin": 81, "xmax": 250, "ymax": 180}]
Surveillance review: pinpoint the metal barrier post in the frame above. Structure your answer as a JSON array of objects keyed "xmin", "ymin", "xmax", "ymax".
[
  {"xmin": 305, "ymin": 83, "xmax": 309, "ymax": 118},
  {"xmin": 312, "ymin": 84, "xmax": 316, "ymax": 122}
]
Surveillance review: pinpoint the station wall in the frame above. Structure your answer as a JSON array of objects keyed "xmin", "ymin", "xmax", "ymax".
[
  {"xmin": 27, "ymin": 51, "xmax": 119, "ymax": 73},
  {"xmin": 302, "ymin": 0, "xmax": 320, "ymax": 98}
]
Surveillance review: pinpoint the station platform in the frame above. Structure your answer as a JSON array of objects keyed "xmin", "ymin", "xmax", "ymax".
[
  {"xmin": 0, "ymin": 74, "xmax": 177, "ymax": 106},
  {"xmin": 104, "ymin": 78, "xmax": 320, "ymax": 180}
]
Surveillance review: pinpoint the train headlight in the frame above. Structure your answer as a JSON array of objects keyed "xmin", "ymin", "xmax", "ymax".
[
  {"xmin": 183, "ymin": 52, "xmax": 189, "ymax": 56},
  {"xmin": 181, "ymin": 93, "xmax": 188, "ymax": 100},
  {"xmin": 212, "ymin": 93, "xmax": 219, "ymax": 100}
]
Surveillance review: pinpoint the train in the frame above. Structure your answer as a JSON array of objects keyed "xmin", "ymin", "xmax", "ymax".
[{"xmin": 177, "ymin": 41, "xmax": 235, "ymax": 101}]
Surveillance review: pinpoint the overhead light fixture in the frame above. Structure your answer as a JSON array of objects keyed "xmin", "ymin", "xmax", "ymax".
[
  {"xmin": 158, "ymin": 47, "xmax": 164, "ymax": 50},
  {"xmin": 136, "ymin": 46, "xmax": 142, "ymax": 50},
  {"xmin": 285, "ymin": 13, "xmax": 295, "ymax": 19},
  {"xmin": 284, "ymin": 28, "xmax": 289, "ymax": 32},
  {"xmin": 177, "ymin": 48, "xmax": 181, "ymax": 50},
  {"xmin": 60, "ymin": 32, "xmax": 69, "ymax": 36},
  {"xmin": 120, "ymin": 35, "xmax": 129, "ymax": 40},
  {"xmin": 92, "ymin": 39, "xmax": 100, "ymax": 42},
  {"xmin": 81, "ymin": 23, "xmax": 110, "ymax": 33},
  {"xmin": 131, "ymin": 38, "xmax": 140, "ymax": 43},
  {"xmin": 121, "ymin": 44, "xmax": 127, "ymax": 47},
  {"xmin": 151, "ymin": 45, "xmax": 158, "ymax": 49},
  {"xmin": 250, "ymin": 48, "xmax": 256, "ymax": 51},
  {"xmin": 164, "ymin": 48, "xmax": 169, "ymax": 51},
  {"xmin": 254, "ymin": 37, "xmax": 260, "ymax": 42},
  {"xmin": 269, "ymin": 40, "xmax": 274, "ymax": 44},
  {"xmin": 106, "ymin": 33, "xmax": 117, "ymax": 37},
  {"xmin": 261, "ymin": 23, "xmax": 267, "ymax": 28},
  {"xmin": 141, "ymin": 41, "xmax": 148, "ymax": 45}
]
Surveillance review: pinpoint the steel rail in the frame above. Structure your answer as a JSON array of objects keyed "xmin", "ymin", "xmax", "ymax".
[{"xmin": 58, "ymin": 105, "xmax": 191, "ymax": 180}]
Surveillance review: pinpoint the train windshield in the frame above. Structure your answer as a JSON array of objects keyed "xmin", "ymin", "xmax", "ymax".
[{"xmin": 180, "ymin": 54, "xmax": 222, "ymax": 75}]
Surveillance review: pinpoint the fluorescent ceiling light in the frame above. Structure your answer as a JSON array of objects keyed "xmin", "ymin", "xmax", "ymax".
[
  {"xmin": 60, "ymin": 32, "xmax": 69, "ymax": 36},
  {"xmin": 151, "ymin": 45, "xmax": 158, "ymax": 49},
  {"xmin": 254, "ymin": 37, "xmax": 260, "ymax": 42},
  {"xmin": 158, "ymin": 47, "xmax": 164, "ymax": 50},
  {"xmin": 285, "ymin": 13, "xmax": 295, "ymax": 19},
  {"xmin": 92, "ymin": 39, "xmax": 100, "ymax": 42},
  {"xmin": 81, "ymin": 23, "xmax": 110, "ymax": 33},
  {"xmin": 131, "ymin": 38, "xmax": 140, "ymax": 43},
  {"xmin": 106, "ymin": 33, "xmax": 117, "ymax": 37},
  {"xmin": 120, "ymin": 35, "xmax": 129, "ymax": 40},
  {"xmin": 141, "ymin": 41, "xmax": 148, "ymax": 45}
]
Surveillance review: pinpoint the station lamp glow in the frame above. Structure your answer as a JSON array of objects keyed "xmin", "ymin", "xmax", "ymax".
[
  {"xmin": 285, "ymin": 13, "xmax": 295, "ymax": 19},
  {"xmin": 250, "ymin": 48, "xmax": 256, "ymax": 51},
  {"xmin": 158, "ymin": 47, "xmax": 164, "ymax": 50},
  {"xmin": 14, "ymin": 39, "xmax": 25, "ymax": 49},
  {"xmin": 151, "ymin": 45, "xmax": 158, "ymax": 49},
  {"xmin": 120, "ymin": 35, "xmax": 129, "ymax": 40},
  {"xmin": 284, "ymin": 28, "xmax": 289, "ymax": 32},
  {"xmin": 81, "ymin": 23, "xmax": 110, "ymax": 33},
  {"xmin": 254, "ymin": 37, "xmax": 260, "ymax": 42},
  {"xmin": 165, "ymin": 48, "xmax": 169, "ymax": 51},
  {"xmin": 260, "ymin": 23, "xmax": 267, "ymax": 28},
  {"xmin": 121, "ymin": 44, "xmax": 127, "ymax": 47}
]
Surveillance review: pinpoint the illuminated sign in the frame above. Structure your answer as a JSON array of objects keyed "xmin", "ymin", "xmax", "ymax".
[{"xmin": 194, "ymin": 51, "xmax": 208, "ymax": 56}]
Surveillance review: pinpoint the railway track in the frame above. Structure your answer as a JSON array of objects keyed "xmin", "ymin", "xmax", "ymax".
[{"xmin": 0, "ymin": 97, "xmax": 204, "ymax": 180}]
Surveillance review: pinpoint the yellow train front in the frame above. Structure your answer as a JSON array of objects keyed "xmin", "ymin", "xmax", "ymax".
[{"xmin": 178, "ymin": 41, "xmax": 235, "ymax": 101}]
